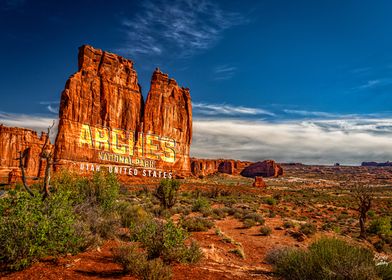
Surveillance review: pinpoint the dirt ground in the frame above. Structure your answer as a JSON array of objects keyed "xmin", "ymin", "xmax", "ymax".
[{"xmin": 2, "ymin": 164, "xmax": 392, "ymax": 279}]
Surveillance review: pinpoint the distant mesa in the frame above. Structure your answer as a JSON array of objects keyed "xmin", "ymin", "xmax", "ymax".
[{"xmin": 361, "ymin": 161, "xmax": 392, "ymax": 167}]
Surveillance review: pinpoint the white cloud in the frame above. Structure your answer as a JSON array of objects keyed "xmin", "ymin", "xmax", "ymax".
[
  {"xmin": 193, "ymin": 102, "xmax": 275, "ymax": 116},
  {"xmin": 213, "ymin": 65, "xmax": 237, "ymax": 80},
  {"xmin": 39, "ymin": 101, "xmax": 59, "ymax": 114},
  {"xmin": 191, "ymin": 117, "xmax": 392, "ymax": 165},
  {"xmin": 283, "ymin": 109, "xmax": 338, "ymax": 118},
  {"xmin": 1, "ymin": 109, "xmax": 391, "ymax": 165},
  {"xmin": 117, "ymin": 0, "xmax": 248, "ymax": 57},
  {"xmin": 0, "ymin": 112, "xmax": 58, "ymax": 142}
]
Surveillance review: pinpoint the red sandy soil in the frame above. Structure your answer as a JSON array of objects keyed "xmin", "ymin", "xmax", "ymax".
[{"xmin": 1, "ymin": 214, "xmax": 325, "ymax": 280}]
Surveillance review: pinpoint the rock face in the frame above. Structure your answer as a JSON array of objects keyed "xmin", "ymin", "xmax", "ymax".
[
  {"xmin": 143, "ymin": 69, "xmax": 192, "ymax": 176},
  {"xmin": 0, "ymin": 125, "xmax": 52, "ymax": 182},
  {"xmin": 54, "ymin": 45, "xmax": 192, "ymax": 177},
  {"xmin": 191, "ymin": 158, "xmax": 252, "ymax": 177},
  {"xmin": 240, "ymin": 160, "xmax": 283, "ymax": 178},
  {"xmin": 253, "ymin": 176, "xmax": 266, "ymax": 188}
]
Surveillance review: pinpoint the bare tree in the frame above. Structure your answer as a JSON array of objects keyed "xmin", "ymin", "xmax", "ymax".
[
  {"xmin": 17, "ymin": 121, "xmax": 55, "ymax": 200},
  {"xmin": 351, "ymin": 183, "xmax": 374, "ymax": 239},
  {"xmin": 40, "ymin": 121, "xmax": 55, "ymax": 200},
  {"xmin": 17, "ymin": 148, "xmax": 35, "ymax": 197}
]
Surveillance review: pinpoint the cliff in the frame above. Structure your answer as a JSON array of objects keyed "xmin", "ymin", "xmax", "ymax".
[{"xmin": 0, "ymin": 125, "xmax": 52, "ymax": 182}]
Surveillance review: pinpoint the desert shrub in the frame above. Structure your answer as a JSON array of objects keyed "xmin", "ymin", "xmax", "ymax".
[
  {"xmin": 377, "ymin": 262, "xmax": 392, "ymax": 280},
  {"xmin": 130, "ymin": 219, "xmax": 202, "ymax": 263},
  {"xmin": 212, "ymin": 208, "xmax": 226, "ymax": 219},
  {"xmin": 192, "ymin": 196, "xmax": 211, "ymax": 212},
  {"xmin": 299, "ymin": 223, "xmax": 317, "ymax": 236},
  {"xmin": 116, "ymin": 202, "xmax": 151, "ymax": 228},
  {"xmin": 243, "ymin": 218, "xmax": 257, "ymax": 228},
  {"xmin": 368, "ymin": 217, "xmax": 392, "ymax": 237},
  {"xmin": 113, "ymin": 245, "xmax": 147, "ymax": 275},
  {"xmin": 264, "ymin": 197, "xmax": 277, "ymax": 206},
  {"xmin": 181, "ymin": 240, "xmax": 203, "ymax": 263},
  {"xmin": 0, "ymin": 190, "xmax": 82, "ymax": 270},
  {"xmin": 242, "ymin": 212, "xmax": 264, "ymax": 228},
  {"xmin": 260, "ymin": 226, "xmax": 272, "ymax": 236},
  {"xmin": 53, "ymin": 170, "xmax": 120, "ymax": 211},
  {"xmin": 141, "ymin": 258, "xmax": 172, "ymax": 280},
  {"xmin": 268, "ymin": 210, "xmax": 276, "ymax": 218},
  {"xmin": 181, "ymin": 217, "xmax": 214, "ymax": 232},
  {"xmin": 113, "ymin": 245, "xmax": 172, "ymax": 280},
  {"xmin": 242, "ymin": 213, "xmax": 265, "ymax": 224},
  {"xmin": 229, "ymin": 248, "xmax": 245, "ymax": 259},
  {"xmin": 154, "ymin": 179, "xmax": 180, "ymax": 209},
  {"xmin": 268, "ymin": 237, "xmax": 383, "ymax": 280},
  {"xmin": 283, "ymin": 221, "xmax": 295, "ymax": 229}
]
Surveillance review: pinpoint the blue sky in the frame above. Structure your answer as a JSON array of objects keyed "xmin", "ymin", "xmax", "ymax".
[{"xmin": 1, "ymin": 0, "xmax": 392, "ymax": 164}]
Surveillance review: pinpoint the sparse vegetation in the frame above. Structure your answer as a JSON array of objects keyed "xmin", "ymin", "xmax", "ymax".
[
  {"xmin": 260, "ymin": 226, "xmax": 272, "ymax": 236},
  {"xmin": 113, "ymin": 245, "xmax": 172, "ymax": 280},
  {"xmin": 181, "ymin": 216, "xmax": 214, "ymax": 232},
  {"xmin": 268, "ymin": 237, "xmax": 388, "ymax": 280},
  {"xmin": 154, "ymin": 179, "xmax": 180, "ymax": 209},
  {"xmin": 130, "ymin": 218, "xmax": 203, "ymax": 263}
]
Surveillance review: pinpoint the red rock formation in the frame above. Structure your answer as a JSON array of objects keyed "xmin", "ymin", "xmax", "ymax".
[
  {"xmin": 218, "ymin": 161, "xmax": 234, "ymax": 174},
  {"xmin": 143, "ymin": 68, "xmax": 192, "ymax": 177},
  {"xmin": 0, "ymin": 125, "xmax": 52, "ymax": 182},
  {"xmin": 240, "ymin": 160, "xmax": 283, "ymax": 178},
  {"xmin": 253, "ymin": 176, "xmax": 266, "ymax": 188},
  {"xmin": 54, "ymin": 45, "xmax": 143, "ymax": 168},
  {"xmin": 191, "ymin": 158, "xmax": 252, "ymax": 177},
  {"xmin": 54, "ymin": 46, "xmax": 192, "ymax": 178}
]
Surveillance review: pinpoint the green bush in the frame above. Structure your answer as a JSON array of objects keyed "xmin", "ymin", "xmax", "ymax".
[
  {"xmin": 154, "ymin": 179, "xmax": 180, "ymax": 209},
  {"xmin": 260, "ymin": 226, "xmax": 272, "ymax": 236},
  {"xmin": 242, "ymin": 213, "xmax": 265, "ymax": 224},
  {"xmin": 283, "ymin": 220, "xmax": 295, "ymax": 228},
  {"xmin": 268, "ymin": 237, "xmax": 385, "ymax": 280},
  {"xmin": 116, "ymin": 202, "xmax": 151, "ymax": 228},
  {"xmin": 0, "ymin": 190, "xmax": 82, "ymax": 270},
  {"xmin": 113, "ymin": 245, "xmax": 172, "ymax": 280},
  {"xmin": 242, "ymin": 218, "xmax": 257, "ymax": 228},
  {"xmin": 299, "ymin": 223, "xmax": 317, "ymax": 236},
  {"xmin": 192, "ymin": 197, "xmax": 211, "ymax": 212},
  {"xmin": 264, "ymin": 197, "xmax": 277, "ymax": 206},
  {"xmin": 181, "ymin": 216, "xmax": 214, "ymax": 232},
  {"xmin": 53, "ymin": 170, "xmax": 120, "ymax": 211},
  {"xmin": 368, "ymin": 217, "xmax": 392, "ymax": 237},
  {"xmin": 242, "ymin": 212, "xmax": 265, "ymax": 228},
  {"xmin": 130, "ymin": 218, "xmax": 202, "ymax": 263}
]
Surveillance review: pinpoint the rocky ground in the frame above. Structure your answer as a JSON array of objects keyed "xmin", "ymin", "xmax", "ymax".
[{"xmin": 2, "ymin": 165, "xmax": 392, "ymax": 280}]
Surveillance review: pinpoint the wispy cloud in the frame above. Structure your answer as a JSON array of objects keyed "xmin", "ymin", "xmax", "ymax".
[
  {"xmin": 353, "ymin": 78, "xmax": 392, "ymax": 91},
  {"xmin": 193, "ymin": 102, "xmax": 275, "ymax": 116},
  {"xmin": 213, "ymin": 65, "xmax": 237, "ymax": 80},
  {"xmin": 283, "ymin": 109, "xmax": 338, "ymax": 118},
  {"xmin": 117, "ymin": 0, "xmax": 248, "ymax": 57},
  {"xmin": 39, "ymin": 101, "xmax": 59, "ymax": 114},
  {"xmin": 192, "ymin": 117, "xmax": 392, "ymax": 165}
]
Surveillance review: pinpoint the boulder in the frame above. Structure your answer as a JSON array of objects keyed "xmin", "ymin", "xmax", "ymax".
[{"xmin": 252, "ymin": 176, "xmax": 266, "ymax": 188}]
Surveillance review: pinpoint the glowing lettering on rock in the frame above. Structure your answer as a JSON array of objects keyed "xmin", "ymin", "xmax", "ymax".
[{"xmin": 79, "ymin": 124, "xmax": 176, "ymax": 163}]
